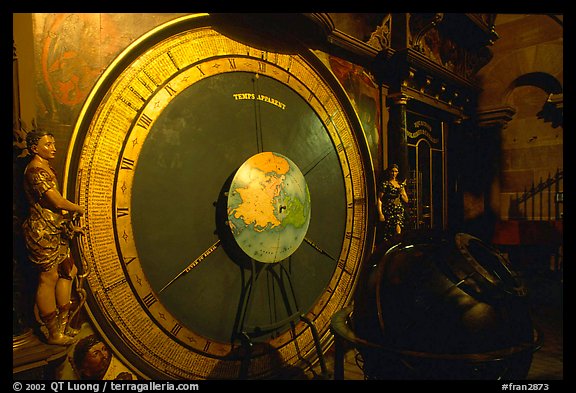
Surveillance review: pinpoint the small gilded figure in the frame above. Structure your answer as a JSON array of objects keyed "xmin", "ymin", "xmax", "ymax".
[
  {"xmin": 377, "ymin": 164, "xmax": 409, "ymax": 242},
  {"xmin": 21, "ymin": 129, "xmax": 84, "ymax": 345}
]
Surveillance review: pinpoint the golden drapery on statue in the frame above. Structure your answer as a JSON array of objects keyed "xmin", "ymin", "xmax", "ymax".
[{"xmin": 22, "ymin": 165, "xmax": 76, "ymax": 275}]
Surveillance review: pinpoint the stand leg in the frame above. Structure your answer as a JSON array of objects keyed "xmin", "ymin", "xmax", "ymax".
[
  {"xmin": 333, "ymin": 336, "xmax": 345, "ymax": 380},
  {"xmin": 238, "ymin": 332, "xmax": 253, "ymax": 379},
  {"xmin": 300, "ymin": 314, "xmax": 328, "ymax": 378}
]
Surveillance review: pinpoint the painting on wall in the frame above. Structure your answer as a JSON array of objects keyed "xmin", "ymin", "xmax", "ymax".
[{"xmin": 328, "ymin": 55, "xmax": 382, "ymax": 174}]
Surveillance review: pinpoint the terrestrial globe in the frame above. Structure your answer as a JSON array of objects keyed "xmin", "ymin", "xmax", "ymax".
[{"xmin": 351, "ymin": 230, "xmax": 538, "ymax": 379}]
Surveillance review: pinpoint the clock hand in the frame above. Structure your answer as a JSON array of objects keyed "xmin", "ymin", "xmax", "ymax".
[
  {"xmin": 253, "ymin": 73, "xmax": 263, "ymax": 153},
  {"xmin": 301, "ymin": 146, "xmax": 334, "ymax": 176},
  {"xmin": 302, "ymin": 141, "xmax": 354, "ymax": 176},
  {"xmin": 304, "ymin": 237, "xmax": 337, "ymax": 261},
  {"xmin": 158, "ymin": 239, "xmax": 221, "ymax": 294}
]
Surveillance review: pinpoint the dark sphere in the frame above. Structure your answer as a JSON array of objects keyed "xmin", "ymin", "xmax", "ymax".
[{"xmin": 352, "ymin": 230, "xmax": 536, "ymax": 379}]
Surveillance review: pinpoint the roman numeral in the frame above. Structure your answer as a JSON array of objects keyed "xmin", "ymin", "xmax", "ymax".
[
  {"xmin": 116, "ymin": 207, "xmax": 129, "ymax": 218},
  {"xmin": 143, "ymin": 293, "xmax": 157, "ymax": 308},
  {"xmin": 170, "ymin": 323, "xmax": 182, "ymax": 336},
  {"xmin": 137, "ymin": 113, "xmax": 153, "ymax": 130},
  {"xmin": 203, "ymin": 341, "xmax": 211, "ymax": 352},
  {"xmin": 164, "ymin": 84, "xmax": 177, "ymax": 96},
  {"xmin": 120, "ymin": 157, "xmax": 135, "ymax": 170}
]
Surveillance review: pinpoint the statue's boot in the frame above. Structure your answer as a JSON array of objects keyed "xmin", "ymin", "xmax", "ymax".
[
  {"xmin": 57, "ymin": 301, "xmax": 80, "ymax": 337},
  {"xmin": 41, "ymin": 311, "xmax": 77, "ymax": 346}
]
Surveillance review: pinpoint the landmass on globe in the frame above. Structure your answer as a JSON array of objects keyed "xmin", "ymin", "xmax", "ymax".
[{"xmin": 227, "ymin": 152, "xmax": 311, "ymax": 263}]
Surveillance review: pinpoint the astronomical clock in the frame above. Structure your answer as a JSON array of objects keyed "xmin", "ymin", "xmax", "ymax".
[{"xmin": 64, "ymin": 13, "xmax": 376, "ymax": 379}]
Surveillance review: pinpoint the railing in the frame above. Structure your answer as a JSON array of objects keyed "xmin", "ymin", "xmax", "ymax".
[
  {"xmin": 495, "ymin": 168, "xmax": 563, "ymax": 276},
  {"xmin": 510, "ymin": 168, "xmax": 563, "ymax": 221}
]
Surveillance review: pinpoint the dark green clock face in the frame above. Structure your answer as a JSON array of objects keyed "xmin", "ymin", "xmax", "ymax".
[
  {"xmin": 132, "ymin": 72, "xmax": 346, "ymax": 342},
  {"xmin": 66, "ymin": 14, "xmax": 375, "ymax": 379}
]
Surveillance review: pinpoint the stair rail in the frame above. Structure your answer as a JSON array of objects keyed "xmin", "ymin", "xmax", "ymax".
[{"xmin": 511, "ymin": 168, "xmax": 563, "ymax": 221}]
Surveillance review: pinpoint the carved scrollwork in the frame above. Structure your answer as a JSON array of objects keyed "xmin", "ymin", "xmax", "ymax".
[
  {"xmin": 366, "ymin": 14, "xmax": 392, "ymax": 51},
  {"xmin": 537, "ymin": 93, "xmax": 563, "ymax": 128},
  {"xmin": 409, "ymin": 13, "xmax": 444, "ymax": 52}
]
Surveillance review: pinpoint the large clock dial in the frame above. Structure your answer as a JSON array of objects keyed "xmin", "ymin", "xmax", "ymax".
[{"xmin": 65, "ymin": 14, "xmax": 375, "ymax": 379}]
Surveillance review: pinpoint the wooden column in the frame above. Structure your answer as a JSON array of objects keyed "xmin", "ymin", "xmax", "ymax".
[{"xmin": 386, "ymin": 93, "xmax": 410, "ymax": 180}]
